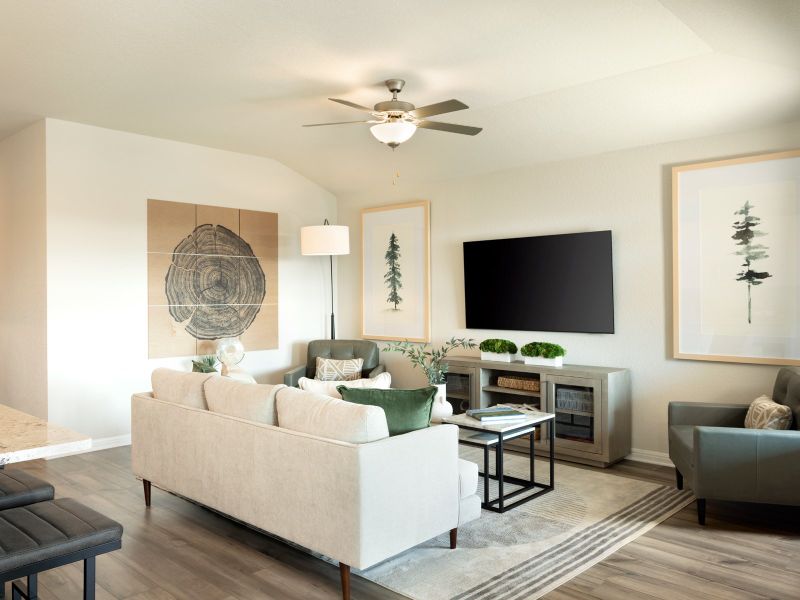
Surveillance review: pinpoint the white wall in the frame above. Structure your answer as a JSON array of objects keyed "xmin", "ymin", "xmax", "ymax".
[
  {"xmin": 0, "ymin": 122, "xmax": 48, "ymax": 418},
  {"xmin": 337, "ymin": 120, "xmax": 800, "ymax": 459},
  {"xmin": 44, "ymin": 119, "xmax": 336, "ymax": 443}
]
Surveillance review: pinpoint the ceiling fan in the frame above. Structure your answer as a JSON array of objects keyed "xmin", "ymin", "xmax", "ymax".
[{"xmin": 303, "ymin": 78, "xmax": 482, "ymax": 149}]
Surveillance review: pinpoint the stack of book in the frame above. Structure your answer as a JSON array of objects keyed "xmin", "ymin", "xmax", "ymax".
[{"xmin": 466, "ymin": 406, "xmax": 527, "ymax": 423}]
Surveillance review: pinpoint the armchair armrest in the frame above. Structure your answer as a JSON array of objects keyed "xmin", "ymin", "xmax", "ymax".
[
  {"xmin": 694, "ymin": 426, "xmax": 800, "ymax": 504},
  {"xmin": 283, "ymin": 365, "xmax": 306, "ymax": 387},
  {"xmin": 368, "ymin": 364, "xmax": 386, "ymax": 378},
  {"xmin": 668, "ymin": 402, "xmax": 748, "ymax": 428}
]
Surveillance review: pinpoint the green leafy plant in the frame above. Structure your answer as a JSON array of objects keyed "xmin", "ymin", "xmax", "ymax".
[
  {"xmin": 520, "ymin": 342, "xmax": 566, "ymax": 359},
  {"xmin": 192, "ymin": 355, "xmax": 218, "ymax": 373},
  {"xmin": 383, "ymin": 337, "xmax": 477, "ymax": 384},
  {"xmin": 479, "ymin": 338, "xmax": 518, "ymax": 354}
]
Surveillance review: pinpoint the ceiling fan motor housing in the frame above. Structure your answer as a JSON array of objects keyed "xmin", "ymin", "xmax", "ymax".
[{"xmin": 373, "ymin": 100, "xmax": 415, "ymax": 114}]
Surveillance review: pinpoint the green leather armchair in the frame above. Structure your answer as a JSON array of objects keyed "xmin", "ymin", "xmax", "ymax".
[
  {"xmin": 668, "ymin": 367, "xmax": 800, "ymax": 525},
  {"xmin": 283, "ymin": 339, "xmax": 386, "ymax": 387}
]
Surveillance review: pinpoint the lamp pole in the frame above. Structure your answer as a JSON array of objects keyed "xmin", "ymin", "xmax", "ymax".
[{"xmin": 329, "ymin": 253, "xmax": 336, "ymax": 339}]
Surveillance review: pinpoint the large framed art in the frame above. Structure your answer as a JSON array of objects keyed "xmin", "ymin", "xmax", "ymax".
[
  {"xmin": 673, "ymin": 149, "xmax": 800, "ymax": 365},
  {"xmin": 361, "ymin": 200, "xmax": 430, "ymax": 342}
]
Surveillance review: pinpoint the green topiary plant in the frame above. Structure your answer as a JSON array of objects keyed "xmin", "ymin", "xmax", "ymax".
[
  {"xmin": 479, "ymin": 338, "xmax": 518, "ymax": 354},
  {"xmin": 520, "ymin": 342, "xmax": 566, "ymax": 359},
  {"xmin": 192, "ymin": 355, "xmax": 219, "ymax": 373},
  {"xmin": 383, "ymin": 337, "xmax": 477, "ymax": 384}
]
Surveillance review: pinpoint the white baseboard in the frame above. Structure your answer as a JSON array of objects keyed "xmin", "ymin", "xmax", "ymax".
[
  {"xmin": 46, "ymin": 434, "xmax": 131, "ymax": 460},
  {"xmin": 625, "ymin": 448, "xmax": 673, "ymax": 467}
]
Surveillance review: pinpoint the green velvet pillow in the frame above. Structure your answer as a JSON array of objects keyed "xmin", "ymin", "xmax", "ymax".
[{"xmin": 336, "ymin": 386, "xmax": 436, "ymax": 436}]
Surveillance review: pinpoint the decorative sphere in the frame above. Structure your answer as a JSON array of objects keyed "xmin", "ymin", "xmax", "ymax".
[{"xmin": 216, "ymin": 337, "xmax": 245, "ymax": 367}]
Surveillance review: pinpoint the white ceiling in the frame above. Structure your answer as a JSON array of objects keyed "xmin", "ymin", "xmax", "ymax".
[{"xmin": 0, "ymin": 0, "xmax": 798, "ymax": 194}]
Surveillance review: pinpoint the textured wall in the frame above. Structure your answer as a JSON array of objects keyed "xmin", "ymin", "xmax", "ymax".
[{"xmin": 337, "ymin": 120, "xmax": 800, "ymax": 459}]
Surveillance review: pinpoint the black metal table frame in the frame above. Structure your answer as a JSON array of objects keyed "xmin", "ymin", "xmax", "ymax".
[{"xmin": 458, "ymin": 415, "xmax": 555, "ymax": 513}]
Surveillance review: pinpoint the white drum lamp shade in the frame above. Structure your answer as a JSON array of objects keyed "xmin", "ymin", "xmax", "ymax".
[{"xmin": 301, "ymin": 224, "xmax": 350, "ymax": 256}]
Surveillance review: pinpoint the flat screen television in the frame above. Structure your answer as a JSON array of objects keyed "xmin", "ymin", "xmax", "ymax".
[{"xmin": 463, "ymin": 230, "xmax": 614, "ymax": 333}]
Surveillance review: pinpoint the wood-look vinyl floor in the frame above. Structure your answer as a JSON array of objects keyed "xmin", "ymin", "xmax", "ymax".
[{"xmin": 6, "ymin": 447, "xmax": 800, "ymax": 600}]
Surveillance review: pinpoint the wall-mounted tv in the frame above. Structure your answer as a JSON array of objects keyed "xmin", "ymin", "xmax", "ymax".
[{"xmin": 463, "ymin": 230, "xmax": 614, "ymax": 334}]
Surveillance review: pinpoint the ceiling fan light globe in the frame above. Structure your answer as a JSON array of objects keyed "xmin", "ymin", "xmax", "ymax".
[{"xmin": 370, "ymin": 121, "xmax": 416, "ymax": 147}]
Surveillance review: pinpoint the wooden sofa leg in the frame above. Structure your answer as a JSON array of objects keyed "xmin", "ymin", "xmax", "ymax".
[
  {"xmin": 675, "ymin": 468, "xmax": 683, "ymax": 490},
  {"xmin": 697, "ymin": 498, "xmax": 706, "ymax": 526},
  {"xmin": 143, "ymin": 480, "xmax": 151, "ymax": 507},
  {"xmin": 450, "ymin": 527, "xmax": 458, "ymax": 550},
  {"xmin": 339, "ymin": 563, "xmax": 350, "ymax": 600}
]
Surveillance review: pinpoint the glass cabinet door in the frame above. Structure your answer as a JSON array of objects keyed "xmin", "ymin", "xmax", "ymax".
[
  {"xmin": 543, "ymin": 374, "xmax": 602, "ymax": 454},
  {"xmin": 444, "ymin": 367, "xmax": 475, "ymax": 414}
]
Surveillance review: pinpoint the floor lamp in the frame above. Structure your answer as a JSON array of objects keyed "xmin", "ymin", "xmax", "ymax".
[{"xmin": 300, "ymin": 219, "xmax": 350, "ymax": 339}]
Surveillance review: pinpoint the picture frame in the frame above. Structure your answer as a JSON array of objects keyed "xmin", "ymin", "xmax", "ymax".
[
  {"xmin": 672, "ymin": 149, "xmax": 800, "ymax": 365},
  {"xmin": 361, "ymin": 200, "xmax": 431, "ymax": 342}
]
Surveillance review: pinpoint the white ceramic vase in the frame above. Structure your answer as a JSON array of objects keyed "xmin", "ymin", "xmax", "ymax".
[{"xmin": 430, "ymin": 383, "xmax": 453, "ymax": 423}]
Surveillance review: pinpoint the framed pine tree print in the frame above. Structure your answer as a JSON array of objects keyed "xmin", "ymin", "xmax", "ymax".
[
  {"xmin": 361, "ymin": 200, "xmax": 430, "ymax": 342},
  {"xmin": 673, "ymin": 149, "xmax": 800, "ymax": 365}
]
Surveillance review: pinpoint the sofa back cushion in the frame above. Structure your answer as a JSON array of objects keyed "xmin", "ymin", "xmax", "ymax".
[
  {"xmin": 151, "ymin": 368, "xmax": 215, "ymax": 409},
  {"xmin": 337, "ymin": 386, "xmax": 435, "ymax": 436},
  {"xmin": 276, "ymin": 386, "xmax": 389, "ymax": 443},
  {"xmin": 204, "ymin": 377, "xmax": 285, "ymax": 425},
  {"xmin": 773, "ymin": 367, "xmax": 800, "ymax": 430}
]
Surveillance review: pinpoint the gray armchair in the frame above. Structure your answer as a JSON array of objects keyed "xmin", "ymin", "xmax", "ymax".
[
  {"xmin": 283, "ymin": 339, "xmax": 386, "ymax": 387},
  {"xmin": 668, "ymin": 367, "xmax": 800, "ymax": 525}
]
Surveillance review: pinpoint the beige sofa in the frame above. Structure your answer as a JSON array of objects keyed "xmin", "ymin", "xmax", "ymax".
[{"xmin": 131, "ymin": 369, "xmax": 480, "ymax": 600}]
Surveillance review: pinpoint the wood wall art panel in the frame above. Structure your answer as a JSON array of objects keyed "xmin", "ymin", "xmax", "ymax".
[{"xmin": 147, "ymin": 199, "xmax": 279, "ymax": 358}]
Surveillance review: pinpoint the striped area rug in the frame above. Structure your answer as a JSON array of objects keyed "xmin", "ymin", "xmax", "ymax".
[{"xmin": 360, "ymin": 447, "xmax": 693, "ymax": 600}]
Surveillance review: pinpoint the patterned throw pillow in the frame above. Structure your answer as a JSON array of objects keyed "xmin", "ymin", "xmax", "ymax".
[
  {"xmin": 744, "ymin": 395, "xmax": 792, "ymax": 430},
  {"xmin": 314, "ymin": 357, "xmax": 364, "ymax": 381}
]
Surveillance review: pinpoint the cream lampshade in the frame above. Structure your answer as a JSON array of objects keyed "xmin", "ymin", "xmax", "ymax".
[
  {"xmin": 300, "ymin": 220, "xmax": 350, "ymax": 339},
  {"xmin": 300, "ymin": 224, "xmax": 350, "ymax": 256}
]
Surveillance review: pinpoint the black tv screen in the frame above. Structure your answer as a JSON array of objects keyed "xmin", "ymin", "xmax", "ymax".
[{"xmin": 463, "ymin": 230, "xmax": 614, "ymax": 334}]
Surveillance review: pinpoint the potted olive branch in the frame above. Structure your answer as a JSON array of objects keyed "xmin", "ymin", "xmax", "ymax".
[{"xmin": 383, "ymin": 337, "xmax": 477, "ymax": 422}]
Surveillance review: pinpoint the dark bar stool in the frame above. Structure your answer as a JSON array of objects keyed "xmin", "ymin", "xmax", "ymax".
[
  {"xmin": 0, "ymin": 498, "xmax": 123, "ymax": 600},
  {"xmin": 0, "ymin": 471, "xmax": 54, "ymax": 511}
]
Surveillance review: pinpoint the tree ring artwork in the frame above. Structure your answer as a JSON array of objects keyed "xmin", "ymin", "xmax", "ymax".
[
  {"xmin": 147, "ymin": 200, "xmax": 278, "ymax": 359},
  {"xmin": 166, "ymin": 224, "xmax": 266, "ymax": 339}
]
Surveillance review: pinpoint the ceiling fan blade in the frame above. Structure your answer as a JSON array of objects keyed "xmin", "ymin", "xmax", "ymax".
[
  {"xmin": 410, "ymin": 99, "xmax": 469, "ymax": 119},
  {"xmin": 302, "ymin": 120, "xmax": 370, "ymax": 127},
  {"xmin": 417, "ymin": 120, "xmax": 482, "ymax": 136},
  {"xmin": 329, "ymin": 98, "xmax": 374, "ymax": 112}
]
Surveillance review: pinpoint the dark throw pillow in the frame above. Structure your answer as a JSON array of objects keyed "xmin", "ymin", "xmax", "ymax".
[{"xmin": 336, "ymin": 386, "xmax": 436, "ymax": 436}]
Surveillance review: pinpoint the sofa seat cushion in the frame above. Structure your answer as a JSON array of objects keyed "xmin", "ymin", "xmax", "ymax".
[
  {"xmin": 276, "ymin": 386, "xmax": 389, "ymax": 443},
  {"xmin": 669, "ymin": 425, "xmax": 695, "ymax": 476},
  {"xmin": 205, "ymin": 377, "xmax": 285, "ymax": 425},
  {"xmin": 298, "ymin": 372, "xmax": 391, "ymax": 398},
  {"xmin": 458, "ymin": 459, "xmax": 478, "ymax": 500},
  {"xmin": 337, "ymin": 386, "xmax": 435, "ymax": 436},
  {"xmin": 151, "ymin": 368, "xmax": 216, "ymax": 409}
]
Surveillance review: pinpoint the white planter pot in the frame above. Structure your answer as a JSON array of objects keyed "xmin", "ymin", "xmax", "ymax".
[
  {"xmin": 481, "ymin": 351, "xmax": 515, "ymax": 363},
  {"xmin": 523, "ymin": 355, "xmax": 563, "ymax": 368},
  {"xmin": 430, "ymin": 383, "xmax": 453, "ymax": 423}
]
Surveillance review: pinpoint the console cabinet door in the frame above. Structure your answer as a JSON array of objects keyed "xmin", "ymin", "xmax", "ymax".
[{"xmin": 543, "ymin": 374, "xmax": 603, "ymax": 455}]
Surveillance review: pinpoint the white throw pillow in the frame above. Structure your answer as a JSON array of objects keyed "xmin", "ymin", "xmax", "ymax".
[
  {"xmin": 276, "ymin": 386, "xmax": 389, "ymax": 443},
  {"xmin": 298, "ymin": 372, "xmax": 392, "ymax": 398},
  {"xmin": 744, "ymin": 395, "xmax": 792, "ymax": 430},
  {"xmin": 314, "ymin": 356, "xmax": 364, "ymax": 381}
]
